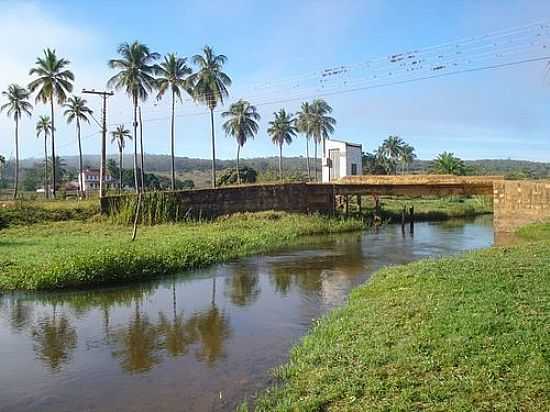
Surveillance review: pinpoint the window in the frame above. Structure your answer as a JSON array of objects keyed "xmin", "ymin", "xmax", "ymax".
[{"xmin": 351, "ymin": 163, "xmax": 358, "ymax": 175}]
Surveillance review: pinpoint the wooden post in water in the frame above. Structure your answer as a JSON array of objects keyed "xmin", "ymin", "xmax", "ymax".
[
  {"xmin": 357, "ymin": 194, "xmax": 362, "ymax": 215},
  {"xmin": 409, "ymin": 205, "xmax": 415, "ymax": 234},
  {"xmin": 401, "ymin": 205, "xmax": 407, "ymax": 233}
]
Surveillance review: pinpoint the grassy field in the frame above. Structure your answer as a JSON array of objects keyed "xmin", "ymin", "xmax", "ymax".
[
  {"xmin": 0, "ymin": 212, "xmax": 363, "ymax": 290},
  {"xmin": 252, "ymin": 222, "xmax": 550, "ymax": 411},
  {"xmin": 347, "ymin": 196, "xmax": 493, "ymax": 222}
]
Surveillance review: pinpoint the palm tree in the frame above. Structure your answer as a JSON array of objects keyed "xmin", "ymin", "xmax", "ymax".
[
  {"xmin": 221, "ymin": 100, "xmax": 261, "ymax": 185},
  {"xmin": 189, "ymin": 46, "xmax": 232, "ymax": 188},
  {"xmin": 399, "ymin": 144, "xmax": 416, "ymax": 174},
  {"xmin": 310, "ymin": 99, "xmax": 336, "ymax": 181},
  {"xmin": 268, "ymin": 109, "xmax": 297, "ymax": 180},
  {"xmin": 108, "ymin": 41, "xmax": 159, "ymax": 193},
  {"xmin": 63, "ymin": 96, "xmax": 93, "ymax": 197},
  {"xmin": 296, "ymin": 102, "xmax": 313, "ymax": 180},
  {"xmin": 111, "ymin": 124, "xmax": 132, "ymax": 193},
  {"xmin": 156, "ymin": 53, "xmax": 193, "ymax": 191},
  {"xmin": 36, "ymin": 115, "xmax": 53, "ymax": 198},
  {"xmin": 1, "ymin": 84, "xmax": 33, "ymax": 200},
  {"xmin": 432, "ymin": 152, "xmax": 466, "ymax": 175},
  {"xmin": 378, "ymin": 136, "xmax": 405, "ymax": 175},
  {"xmin": 28, "ymin": 49, "xmax": 74, "ymax": 198}
]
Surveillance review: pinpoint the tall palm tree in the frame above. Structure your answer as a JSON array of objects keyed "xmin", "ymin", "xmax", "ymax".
[
  {"xmin": 221, "ymin": 99, "xmax": 261, "ymax": 185},
  {"xmin": 156, "ymin": 53, "xmax": 193, "ymax": 191},
  {"xmin": 1, "ymin": 84, "xmax": 33, "ymax": 200},
  {"xmin": 111, "ymin": 124, "xmax": 132, "ymax": 193},
  {"xmin": 188, "ymin": 46, "xmax": 232, "ymax": 188},
  {"xmin": 310, "ymin": 99, "xmax": 336, "ymax": 181},
  {"xmin": 108, "ymin": 41, "xmax": 159, "ymax": 193},
  {"xmin": 432, "ymin": 152, "xmax": 466, "ymax": 176},
  {"xmin": 36, "ymin": 115, "xmax": 53, "ymax": 198},
  {"xmin": 268, "ymin": 109, "xmax": 297, "ymax": 180},
  {"xmin": 28, "ymin": 49, "xmax": 74, "ymax": 198},
  {"xmin": 63, "ymin": 96, "xmax": 93, "ymax": 197},
  {"xmin": 399, "ymin": 144, "xmax": 416, "ymax": 174},
  {"xmin": 296, "ymin": 102, "xmax": 313, "ymax": 181}
]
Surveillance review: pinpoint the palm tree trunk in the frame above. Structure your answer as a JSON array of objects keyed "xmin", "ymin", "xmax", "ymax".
[
  {"xmin": 170, "ymin": 91, "xmax": 176, "ymax": 191},
  {"xmin": 314, "ymin": 140, "xmax": 318, "ymax": 182},
  {"xmin": 236, "ymin": 144, "xmax": 241, "ymax": 185},
  {"xmin": 13, "ymin": 118, "xmax": 19, "ymax": 200},
  {"xmin": 210, "ymin": 109, "xmax": 216, "ymax": 188},
  {"xmin": 279, "ymin": 143, "xmax": 283, "ymax": 181},
  {"xmin": 132, "ymin": 98, "xmax": 139, "ymax": 193},
  {"xmin": 306, "ymin": 136, "xmax": 311, "ymax": 181},
  {"xmin": 119, "ymin": 147, "xmax": 123, "ymax": 194},
  {"xmin": 50, "ymin": 98, "xmax": 56, "ymax": 199},
  {"xmin": 43, "ymin": 134, "xmax": 48, "ymax": 199},
  {"xmin": 139, "ymin": 106, "xmax": 145, "ymax": 193},
  {"xmin": 77, "ymin": 119, "xmax": 83, "ymax": 198}
]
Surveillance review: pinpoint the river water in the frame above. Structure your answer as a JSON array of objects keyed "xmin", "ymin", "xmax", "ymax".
[{"xmin": 0, "ymin": 217, "xmax": 494, "ymax": 411}]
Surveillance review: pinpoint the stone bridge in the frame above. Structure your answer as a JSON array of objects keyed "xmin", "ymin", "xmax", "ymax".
[{"xmin": 100, "ymin": 175, "xmax": 550, "ymax": 233}]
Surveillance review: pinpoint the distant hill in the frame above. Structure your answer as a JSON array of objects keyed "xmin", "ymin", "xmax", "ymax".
[{"xmin": 16, "ymin": 155, "xmax": 550, "ymax": 185}]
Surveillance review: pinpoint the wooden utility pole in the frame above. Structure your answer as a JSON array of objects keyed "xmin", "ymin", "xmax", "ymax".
[{"xmin": 82, "ymin": 89, "xmax": 114, "ymax": 198}]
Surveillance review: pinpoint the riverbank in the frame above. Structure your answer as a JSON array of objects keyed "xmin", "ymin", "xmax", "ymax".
[
  {"xmin": 253, "ymin": 222, "xmax": 550, "ymax": 411},
  {"xmin": 0, "ymin": 212, "xmax": 363, "ymax": 290}
]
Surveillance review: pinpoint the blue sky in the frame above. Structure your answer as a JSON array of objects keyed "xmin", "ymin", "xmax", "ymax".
[{"xmin": 1, "ymin": 0, "xmax": 549, "ymax": 162}]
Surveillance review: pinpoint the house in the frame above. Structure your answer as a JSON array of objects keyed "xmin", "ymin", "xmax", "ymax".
[
  {"xmin": 79, "ymin": 169, "xmax": 116, "ymax": 192},
  {"xmin": 322, "ymin": 139, "xmax": 363, "ymax": 183}
]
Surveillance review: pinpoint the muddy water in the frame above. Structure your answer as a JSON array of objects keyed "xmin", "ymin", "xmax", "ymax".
[{"xmin": 0, "ymin": 217, "xmax": 494, "ymax": 411}]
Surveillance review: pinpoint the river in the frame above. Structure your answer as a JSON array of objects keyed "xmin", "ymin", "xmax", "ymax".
[{"xmin": 0, "ymin": 216, "xmax": 494, "ymax": 411}]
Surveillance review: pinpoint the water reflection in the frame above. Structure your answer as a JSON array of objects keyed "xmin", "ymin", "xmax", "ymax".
[
  {"xmin": 31, "ymin": 305, "xmax": 77, "ymax": 372},
  {"xmin": 0, "ymin": 218, "xmax": 495, "ymax": 412}
]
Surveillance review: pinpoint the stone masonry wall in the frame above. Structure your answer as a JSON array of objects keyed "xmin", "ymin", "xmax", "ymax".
[{"xmin": 494, "ymin": 180, "xmax": 550, "ymax": 232}]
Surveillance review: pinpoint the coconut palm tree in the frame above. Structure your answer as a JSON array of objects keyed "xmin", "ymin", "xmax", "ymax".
[
  {"xmin": 310, "ymin": 99, "xmax": 336, "ymax": 181},
  {"xmin": 378, "ymin": 135, "xmax": 405, "ymax": 175},
  {"xmin": 63, "ymin": 96, "xmax": 93, "ymax": 197},
  {"xmin": 28, "ymin": 49, "xmax": 74, "ymax": 198},
  {"xmin": 156, "ymin": 53, "xmax": 193, "ymax": 191},
  {"xmin": 188, "ymin": 46, "xmax": 232, "ymax": 188},
  {"xmin": 296, "ymin": 101, "xmax": 313, "ymax": 180},
  {"xmin": 432, "ymin": 152, "xmax": 466, "ymax": 175},
  {"xmin": 268, "ymin": 109, "xmax": 297, "ymax": 180},
  {"xmin": 221, "ymin": 100, "xmax": 261, "ymax": 185},
  {"xmin": 36, "ymin": 115, "xmax": 53, "ymax": 198},
  {"xmin": 399, "ymin": 144, "xmax": 416, "ymax": 174},
  {"xmin": 1, "ymin": 84, "xmax": 33, "ymax": 200},
  {"xmin": 108, "ymin": 41, "xmax": 159, "ymax": 193},
  {"xmin": 111, "ymin": 124, "xmax": 132, "ymax": 193}
]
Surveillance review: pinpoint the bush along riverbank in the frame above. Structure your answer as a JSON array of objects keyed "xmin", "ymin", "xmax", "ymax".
[
  {"xmin": 251, "ymin": 222, "xmax": 550, "ymax": 411},
  {"xmin": 0, "ymin": 212, "xmax": 364, "ymax": 290}
]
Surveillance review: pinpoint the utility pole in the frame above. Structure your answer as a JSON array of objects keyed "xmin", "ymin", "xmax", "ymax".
[{"xmin": 82, "ymin": 89, "xmax": 114, "ymax": 198}]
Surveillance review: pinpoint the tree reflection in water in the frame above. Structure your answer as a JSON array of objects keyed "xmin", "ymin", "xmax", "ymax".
[
  {"xmin": 224, "ymin": 264, "xmax": 260, "ymax": 306},
  {"xmin": 31, "ymin": 304, "xmax": 77, "ymax": 372},
  {"xmin": 111, "ymin": 301, "xmax": 162, "ymax": 374}
]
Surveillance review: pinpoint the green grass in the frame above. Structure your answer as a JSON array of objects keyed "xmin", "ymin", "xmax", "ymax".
[
  {"xmin": 376, "ymin": 196, "xmax": 493, "ymax": 222},
  {"xmin": 0, "ymin": 199, "xmax": 98, "ymax": 228},
  {"xmin": 253, "ymin": 223, "xmax": 550, "ymax": 411},
  {"xmin": 0, "ymin": 212, "xmax": 363, "ymax": 290}
]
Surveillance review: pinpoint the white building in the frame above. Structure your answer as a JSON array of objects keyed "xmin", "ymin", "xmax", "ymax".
[
  {"xmin": 79, "ymin": 169, "xmax": 116, "ymax": 192},
  {"xmin": 322, "ymin": 139, "xmax": 363, "ymax": 183}
]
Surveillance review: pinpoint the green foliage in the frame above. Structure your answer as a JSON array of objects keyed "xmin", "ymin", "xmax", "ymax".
[
  {"xmin": 432, "ymin": 152, "xmax": 467, "ymax": 175},
  {"xmin": 255, "ymin": 230, "xmax": 550, "ymax": 411},
  {"xmin": 0, "ymin": 201, "xmax": 98, "ymax": 227},
  {"xmin": 0, "ymin": 212, "xmax": 364, "ymax": 290},
  {"xmin": 217, "ymin": 167, "xmax": 257, "ymax": 186}
]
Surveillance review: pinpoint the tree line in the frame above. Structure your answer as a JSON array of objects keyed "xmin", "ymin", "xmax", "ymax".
[{"xmin": 1, "ymin": 42, "xmax": 338, "ymax": 200}]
